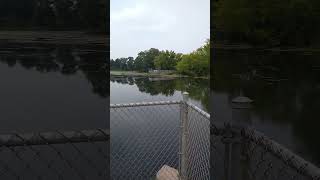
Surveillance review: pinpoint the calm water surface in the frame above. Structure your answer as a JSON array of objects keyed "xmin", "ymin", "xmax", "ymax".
[
  {"xmin": 0, "ymin": 45, "xmax": 108, "ymax": 132},
  {"xmin": 110, "ymin": 76, "xmax": 209, "ymax": 111},
  {"xmin": 0, "ymin": 45, "xmax": 108, "ymax": 179},
  {"xmin": 213, "ymin": 50, "xmax": 320, "ymax": 166}
]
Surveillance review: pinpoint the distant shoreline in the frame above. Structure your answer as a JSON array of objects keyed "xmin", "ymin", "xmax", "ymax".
[
  {"xmin": 214, "ymin": 43, "xmax": 320, "ymax": 52},
  {"xmin": 0, "ymin": 31, "xmax": 108, "ymax": 48},
  {"xmin": 110, "ymin": 70, "xmax": 209, "ymax": 79}
]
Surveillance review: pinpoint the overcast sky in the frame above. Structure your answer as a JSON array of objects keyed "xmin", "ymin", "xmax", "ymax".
[{"xmin": 110, "ymin": 0, "xmax": 210, "ymax": 59}]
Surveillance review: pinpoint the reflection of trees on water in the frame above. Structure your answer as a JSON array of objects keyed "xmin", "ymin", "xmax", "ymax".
[
  {"xmin": 213, "ymin": 50, "xmax": 320, "ymax": 164},
  {"xmin": 0, "ymin": 46, "xmax": 108, "ymax": 98},
  {"xmin": 110, "ymin": 76, "xmax": 209, "ymax": 111},
  {"xmin": 134, "ymin": 79, "xmax": 176, "ymax": 96}
]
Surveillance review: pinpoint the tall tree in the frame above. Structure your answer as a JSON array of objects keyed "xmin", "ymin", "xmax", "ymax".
[
  {"xmin": 134, "ymin": 48, "xmax": 160, "ymax": 72},
  {"xmin": 176, "ymin": 40, "xmax": 210, "ymax": 76},
  {"xmin": 154, "ymin": 50, "xmax": 180, "ymax": 70}
]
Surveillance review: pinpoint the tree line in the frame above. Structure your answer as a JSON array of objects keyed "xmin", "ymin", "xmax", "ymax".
[
  {"xmin": 0, "ymin": 0, "xmax": 107, "ymax": 33},
  {"xmin": 213, "ymin": 0, "xmax": 320, "ymax": 47},
  {"xmin": 110, "ymin": 40, "xmax": 210, "ymax": 77}
]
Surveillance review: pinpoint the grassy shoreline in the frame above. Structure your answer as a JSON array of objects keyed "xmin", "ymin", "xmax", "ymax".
[{"xmin": 110, "ymin": 70, "xmax": 209, "ymax": 79}]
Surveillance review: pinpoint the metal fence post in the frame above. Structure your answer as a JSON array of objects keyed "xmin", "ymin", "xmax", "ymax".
[
  {"xmin": 231, "ymin": 96, "xmax": 253, "ymax": 125},
  {"xmin": 229, "ymin": 96, "xmax": 253, "ymax": 180},
  {"xmin": 180, "ymin": 92, "xmax": 189, "ymax": 180}
]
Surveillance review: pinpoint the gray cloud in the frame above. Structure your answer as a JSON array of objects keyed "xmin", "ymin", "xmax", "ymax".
[{"xmin": 111, "ymin": 0, "xmax": 210, "ymax": 59}]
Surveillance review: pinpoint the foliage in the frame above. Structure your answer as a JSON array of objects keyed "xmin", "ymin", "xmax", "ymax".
[
  {"xmin": 176, "ymin": 40, "xmax": 210, "ymax": 76},
  {"xmin": 111, "ymin": 40, "xmax": 210, "ymax": 76},
  {"xmin": 213, "ymin": 0, "xmax": 320, "ymax": 46},
  {"xmin": 134, "ymin": 48, "xmax": 160, "ymax": 72},
  {"xmin": 154, "ymin": 50, "xmax": 181, "ymax": 70},
  {"xmin": 0, "ymin": 0, "xmax": 107, "ymax": 32},
  {"xmin": 110, "ymin": 57, "xmax": 134, "ymax": 71}
]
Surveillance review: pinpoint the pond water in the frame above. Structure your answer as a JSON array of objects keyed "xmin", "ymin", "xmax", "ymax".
[
  {"xmin": 110, "ymin": 76, "xmax": 210, "ymax": 111},
  {"xmin": 0, "ymin": 45, "xmax": 108, "ymax": 132},
  {"xmin": 0, "ymin": 44, "xmax": 109, "ymax": 179},
  {"xmin": 213, "ymin": 50, "xmax": 320, "ymax": 166}
]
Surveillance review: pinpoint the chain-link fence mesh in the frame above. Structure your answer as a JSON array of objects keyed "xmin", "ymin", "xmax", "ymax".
[
  {"xmin": 242, "ymin": 128, "xmax": 319, "ymax": 180},
  {"xmin": 110, "ymin": 101, "xmax": 210, "ymax": 180},
  {"xmin": 211, "ymin": 123, "xmax": 320, "ymax": 180},
  {"xmin": 0, "ymin": 129, "xmax": 109, "ymax": 180},
  {"xmin": 5, "ymin": 100, "xmax": 319, "ymax": 179},
  {"xmin": 186, "ymin": 103, "xmax": 210, "ymax": 180}
]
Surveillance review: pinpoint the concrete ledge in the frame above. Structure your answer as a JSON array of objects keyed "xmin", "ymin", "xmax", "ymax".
[{"xmin": 156, "ymin": 165, "xmax": 179, "ymax": 180}]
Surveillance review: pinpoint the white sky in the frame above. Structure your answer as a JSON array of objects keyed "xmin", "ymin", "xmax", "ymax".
[{"xmin": 110, "ymin": 0, "xmax": 210, "ymax": 59}]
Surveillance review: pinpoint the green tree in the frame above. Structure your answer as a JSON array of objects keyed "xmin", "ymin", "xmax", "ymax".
[
  {"xmin": 176, "ymin": 40, "xmax": 210, "ymax": 76},
  {"xmin": 78, "ymin": 0, "xmax": 107, "ymax": 32},
  {"xmin": 0, "ymin": 0, "xmax": 107, "ymax": 32},
  {"xmin": 134, "ymin": 48, "xmax": 160, "ymax": 72},
  {"xmin": 214, "ymin": 0, "xmax": 320, "ymax": 46},
  {"xmin": 154, "ymin": 50, "xmax": 179, "ymax": 70},
  {"xmin": 127, "ymin": 57, "xmax": 135, "ymax": 70}
]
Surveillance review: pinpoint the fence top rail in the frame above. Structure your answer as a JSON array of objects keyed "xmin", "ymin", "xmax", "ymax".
[
  {"xmin": 211, "ymin": 123, "xmax": 320, "ymax": 179},
  {"xmin": 0, "ymin": 129, "xmax": 110, "ymax": 147},
  {"xmin": 186, "ymin": 102, "xmax": 210, "ymax": 119},
  {"xmin": 110, "ymin": 100, "xmax": 181, "ymax": 108},
  {"xmin": 242, "ymin": 127, "xmax": 320, "ymax": 180}
]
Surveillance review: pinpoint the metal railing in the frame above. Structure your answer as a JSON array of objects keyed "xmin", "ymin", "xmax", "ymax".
[
  {"xmin": 211, "ymin": 96, "xmax": 320, "ymax": 180},
  {"xmin": 5, "ymin": 93, "xmax": 316, "ymax": 179},
  {"xmin": 0, "ymin": 129, "xmax": 109, "ymax": 180},
  {"xmin": 211, "ymin": 123, "xmax": 320, "ymax": 180},
  {"xmin": 111, "ymin": 92, "xmax": 320, "ymax": 180},
  {"xmin": 110, "ymin": 92, "xmax": 211, "ymax": 180}
]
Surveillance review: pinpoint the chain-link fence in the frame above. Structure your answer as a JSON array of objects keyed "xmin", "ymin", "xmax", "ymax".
[
  {"xmin": 110, "ymin": 97, "xmax": 211, "ymax": 180},
  {"xmin": 185, "ymin": 103, "xmax": 210, "ymax": 180},
  {"xmin": 211, "ymin": 96, "xmax": 320, "ymax": 180},
  {"xmin": 0, "ymin": 129, "xmax": 109, "ymax": 180},
  {"xmin": 211, "ymin": 123, "xmax": 320, "ymax": 180}
]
